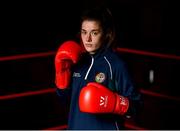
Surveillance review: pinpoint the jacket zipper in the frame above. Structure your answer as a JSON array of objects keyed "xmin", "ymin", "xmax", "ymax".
[
  {"xmin": 84, "ymin": 56, "xmax": 94, "ymax": 80},
  {"xmin": 115, "ymin": 121, "xmax": 120, "ymax": 130}
]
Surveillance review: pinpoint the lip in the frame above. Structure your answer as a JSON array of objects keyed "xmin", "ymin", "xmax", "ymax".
[{"xmin": 85, "ymin": 44, "xmax": 92, "ymax": 47}]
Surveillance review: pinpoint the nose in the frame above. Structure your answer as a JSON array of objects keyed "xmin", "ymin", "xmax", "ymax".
[{"xmin": 86, "ymin": 33, "xmax": 92, "ymax": 42}]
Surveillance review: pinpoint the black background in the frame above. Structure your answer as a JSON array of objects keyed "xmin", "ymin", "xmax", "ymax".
[
  {"xmin": 0, "ymin": 0, "xmax": 179, "ymax": 55},
  {"xmin": 0, "ymin": 0, "xmax": 180, "ymax": 130}
]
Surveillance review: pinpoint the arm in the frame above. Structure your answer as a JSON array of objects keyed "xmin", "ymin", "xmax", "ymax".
[
  {"xmin": 79, "ymin": 82, "xmax": 129, "ymax": 115},
  {"xmin": 79, "ymin": 63, "xmax": 143, "ymax": 117},
  {"xmin": 114, "ymin": 63, "xmax": 143, "ymax": 118},
  {"xmin": 55, "ymin": 40, "xmax": 84, "ymax": 89}
]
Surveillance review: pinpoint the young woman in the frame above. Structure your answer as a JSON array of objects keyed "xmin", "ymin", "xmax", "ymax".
[{"xmin": 55, "ymin": 6, "xmax": 143, "ymax": 130}]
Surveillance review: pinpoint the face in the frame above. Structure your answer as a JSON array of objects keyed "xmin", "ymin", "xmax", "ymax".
[{"xmin": 81, "ymin": 20, "xmax": 103, "ymax": 54}]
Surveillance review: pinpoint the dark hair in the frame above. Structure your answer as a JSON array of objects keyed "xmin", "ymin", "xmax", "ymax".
[{"xmin": 80, "ymin": 6, "xmax": 116, "ymax": 49}]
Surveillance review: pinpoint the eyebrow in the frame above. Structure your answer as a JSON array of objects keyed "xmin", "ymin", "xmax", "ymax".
[{"xmin": 81, "ymin": 29, "xmax": 101, "ymax": 32}]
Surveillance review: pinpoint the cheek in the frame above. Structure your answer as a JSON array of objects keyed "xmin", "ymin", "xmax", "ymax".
[
  {"xmin": 95, "ymin": 37, "xmax": 103, "ymax": 47},
  {"xmin": 81, "ymin": 35, "xmax": 85, "ymax": 43},
  {"xmin": 95, "ymin": 42, "xmax": 102, "ymax": 49}
]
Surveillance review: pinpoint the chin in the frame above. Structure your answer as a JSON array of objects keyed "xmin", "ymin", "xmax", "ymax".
[
  {"xmin": 86, "ymin": 49, "xmax": 95, "ymax": 54},
  {"xmin": 85, "ymin": 48, "xmax": 93, "ymax": 52}
]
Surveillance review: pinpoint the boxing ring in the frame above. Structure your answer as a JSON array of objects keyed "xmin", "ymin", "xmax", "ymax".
[{"xmin": 0, "ymin": 47, "xmax": 179, "ymax": 130}]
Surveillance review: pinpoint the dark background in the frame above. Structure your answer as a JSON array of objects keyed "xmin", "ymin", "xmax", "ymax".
[
  {"xmin": 0, "ymin": 0, "xmax": 180, "ymax": 130},
  {"xmin": 0, "ymin": 0, "xmax": 179, "ymax": 55}
]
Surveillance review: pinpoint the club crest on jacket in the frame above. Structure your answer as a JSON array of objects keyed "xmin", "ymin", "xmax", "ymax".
[{"xmin": 95, "ymin": 72, "xmax": 106, "ymax": 83}]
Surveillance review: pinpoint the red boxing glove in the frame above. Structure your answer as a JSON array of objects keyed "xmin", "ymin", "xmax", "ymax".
[
  {"xmin": 79, "ymin": 82, "xmax": 129, "ymax": 115},
  {"xmin": 55, "ymin": 40, "xmax": 83, "ymax": 89}
]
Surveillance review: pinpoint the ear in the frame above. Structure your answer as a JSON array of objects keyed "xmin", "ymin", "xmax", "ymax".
[{"xmin": 106, "ymin": 30, "xmax": 113, "ymax": 39}]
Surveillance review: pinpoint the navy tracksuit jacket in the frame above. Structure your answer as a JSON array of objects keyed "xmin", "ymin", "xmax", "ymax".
[{"xmin": 56, "ymin": 48, "xmax": 142, "ymax": 130}]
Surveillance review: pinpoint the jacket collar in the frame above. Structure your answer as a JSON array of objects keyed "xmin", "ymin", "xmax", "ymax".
[{"xmin": 90, "ymin": 46, "xmax": 112, "ymax": 59}]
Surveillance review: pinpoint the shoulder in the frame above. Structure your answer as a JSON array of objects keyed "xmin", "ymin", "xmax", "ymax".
[{"xmin": 104, "ymin": 49, "xmax": 126, "ymax": 69}]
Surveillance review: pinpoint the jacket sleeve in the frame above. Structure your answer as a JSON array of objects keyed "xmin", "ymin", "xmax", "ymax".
[
  {"xmin": 55, "ymin": 66, "xmax": 75, "ymax": 106},
  {"xmin": 56, "ymin": 87, "xmax": 72, "ymax": 107},
  {"xmin": 114, "ymin": 62, "xmax": 143, "ymax": 118}
]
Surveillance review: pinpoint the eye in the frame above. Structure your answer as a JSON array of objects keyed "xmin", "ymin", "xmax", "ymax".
[
  {"xmin": 81, "ymin": 30, "xmax": 86, "ymax": 35},
  {"xmin": 91, "ymin": 31, "xmax": 99, "ymax": 36}
]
